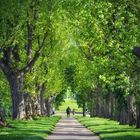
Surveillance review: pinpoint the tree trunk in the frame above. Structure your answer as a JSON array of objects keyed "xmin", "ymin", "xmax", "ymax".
[
  {"xmin": 39, "ymin": 84, "xmax": 45, "ymax": 115},
  {"xmin": 8, "ymin": 72, "xmax": 25, "ymax": 120},
  {"xmin": 45, "ymin": 97, "xmax": 53, "ymax": 117},
  {"xmin": 83, "ymin": 102, "xmax": 86, "ymax": 117},
  {"xmin": 0, "ymin": 106, "xmax": 6, "ymax": 127},
  {"xmin": 136, "ymin": 105, "xmax": 140, "ymax": 128},
  {"xmin": 37, "ymin": 95, "xmax": 41, "ymax": 115},
  {"xmin": 24, "ymin": 93, "xmax": 32, "ymax": 119},
  {"xmin": 119, "ymin": 108, "xmax": 128, "ymax": 125},
  {"xmin": 110, "ymin": 93, "xmax": 114, "ymax": 119},
  {"xmin": 128, "ymin": 95, "xmax": 136, "ymax": 125},
  {"xmin": 90, "ymin": 101, "xmax": 94, "ymax": 117},
  {"xmin": 95, "ymin": 96, "xmax": 99, "ymax": 116}
]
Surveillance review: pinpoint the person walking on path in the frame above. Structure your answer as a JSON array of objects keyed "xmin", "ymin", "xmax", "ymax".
[
  {"xmin": 72, "ymin": 108, "xmax": 75, "ymax": 115},
  {"xmin": 66, "ymin": 106, "xmax": 71, "ymax": 118}
]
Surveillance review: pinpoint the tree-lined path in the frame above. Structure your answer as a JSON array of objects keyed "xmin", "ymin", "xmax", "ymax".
[
  {"xmin": 47, "ymin": 117, "xmax": 100, "ymax": 140},
  {"xmin": 0, "ymin": 0, "xmax": 140, "ymax": 139}
]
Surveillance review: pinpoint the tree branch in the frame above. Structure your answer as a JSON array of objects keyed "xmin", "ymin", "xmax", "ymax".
[
  {"xmin": 20, "ymin": 31, "xmax": 49, "ymax": 74},
  {"xmin": 26, "ymin": 18, "xmax": 33, "ymax": 61},
  {"xmin": 118, "ymin": 48, "xmax": 140, "ymax": 70},
  {"xmin": 0, "ymin": 59, "xmax": 12, "ymax": 76},
  {"xmin": 26, "ymin": 0, "xmax": 40, "ymax": 61},
  {"xmin": 0, "ymin": 60, "xmax": 4, "ymax": 70}
]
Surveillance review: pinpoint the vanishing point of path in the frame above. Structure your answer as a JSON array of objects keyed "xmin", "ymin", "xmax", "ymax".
[{"xmin": 47, "ymin": 117, "xmax": 100, "ymax": 140}]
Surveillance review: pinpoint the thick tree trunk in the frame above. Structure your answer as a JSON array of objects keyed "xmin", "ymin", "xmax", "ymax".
[
  {"xmin": 37, "ymin": 96, "xmax": 41, "ymax": 115},
  {"xmin": 8, "ymin": 73, "xmax": 25, "ymax": 120},
  {"xmin": 0, "ymin": 106, "xmax": 6, "ymax": 127},
  {"xmin": 136, "ymin": 105, "xmax": 140, "ymax": 128},
  {"xmin": 45, "ymin": 97, "xmax": 53, "ymax": 117},
  {"xmin": 24, "ymin": 93, "xmax": 32, "ymax": 119},
  {"xmin": 39, "ymin": 84, "xmax": 45, "ymax": 115},
  {"xmin": 128, "ymin": 95, "xmax": 136, "ymax": 125},
  {"xmin": 119, "ymin": 108, "xmax": 128, "ymax": 125},
  {"xmin": 31, "ymin": 97, "xmax": 39, "ymax": 117}
]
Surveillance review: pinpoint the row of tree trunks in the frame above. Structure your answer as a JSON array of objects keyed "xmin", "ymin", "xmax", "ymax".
[
  {"xmin": 24, "ymin": 84, "xmax": 55, "ymax": 119},
  {"xmin": 88, "ymin": 84, "xmax": 140, "ymax": 128},
  {"xmin": 7, "ymin": 71, "xmax": 54, "ymax": 120}
]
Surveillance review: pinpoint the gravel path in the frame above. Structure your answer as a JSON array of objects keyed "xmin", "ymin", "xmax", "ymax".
[{"xmin": 47, "ymin": 117, "xmax": 100, "ymax": 140}]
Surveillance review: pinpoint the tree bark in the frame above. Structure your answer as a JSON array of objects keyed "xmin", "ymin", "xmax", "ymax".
[
  {"xmin": 39, "ymin": 84, "xmax": 45, "ymax": 115},
  {"xmin": 90, "ymin": 101, "xmax": 94, "ymax": 117},
  {"xmin": 136, "ymin": 105, "xmax": 140, "ymax": 128},
  {"xmin": 128, "ymin": 95, "xmax": 136, "ymax": 125},
  {"xmin": 83, "ymin": 102, "xmax": 86, "ymax": 117},
  {"xmin": 45, "ymin": 96, "xmax": 53, "ymax": 117},
  {"xmin": 24, "ymin": 93, "xmax": 33, "ymax": 119},
  {"xmin": 110, "ymin": 93, "xmax": 114, "ymax": 119},
  {"xmin": 119, "ymin": 107, "xmax": 128, "ymax": 125},
  {"xmin": 8, "ymin": 72, "xmax": 25, "ymax": 120}
]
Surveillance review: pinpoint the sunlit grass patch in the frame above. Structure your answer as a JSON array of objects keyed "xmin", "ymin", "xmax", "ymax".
[
  {"xmin": 58, "ymin": 99, "xmax": 82, "ymax": 112},
  {"xmin": 0, "ymin": 116, "xmax": 61, "ymax": 140},
  {"xmin": 76, "ymin": 116, "xmax": 140, "ymax": 140}
]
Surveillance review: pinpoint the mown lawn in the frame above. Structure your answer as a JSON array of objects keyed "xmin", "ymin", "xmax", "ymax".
[
  {"xmin": 58, "ymin": 99, "xmax": 82, "ymax": 112},
  {"xmin": 76, "ymin": 116, "xmax": 140, "ymax": 140},
  {"xmin": 0, "ymin": 116, "xmax": 61, "ymax": 140}
]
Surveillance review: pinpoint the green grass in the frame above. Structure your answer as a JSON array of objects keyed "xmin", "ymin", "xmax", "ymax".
[
  {"xmin": 57, "ymin": 99, "xmax": 82, "ymax": 112},
  {"xmin": 0, "ymin": 116, "xmax": 61, "ymax": 140},
  {"xmin": 76, "ymin": 116, "xmax": 140, "ymax": 140}
]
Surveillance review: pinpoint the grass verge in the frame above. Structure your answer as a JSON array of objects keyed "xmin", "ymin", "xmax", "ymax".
[
  {"xmin": 0, "ymin": 116, "xmax": 61, "ymax": 140},
  {"xmin": 76, "ymin": 116, "xmax": 140, "ymax": 140},
  {"xmin": 58, "ymin": 99, "xmax": 82, "ymax": 112}
]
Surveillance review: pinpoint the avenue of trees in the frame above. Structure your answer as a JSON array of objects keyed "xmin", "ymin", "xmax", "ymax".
[{"xmin": 0, "ymin": 0, "xmax": 140, "ymax": 128}]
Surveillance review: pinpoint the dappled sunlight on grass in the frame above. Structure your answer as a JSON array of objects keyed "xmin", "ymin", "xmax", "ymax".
[
  {"xmin": 0, "ymin": 116, "xmax": 61, "ymax": 140},
  {"xmin": 76, "ymin": 116, "xmax": 140, "ymax": 140}
]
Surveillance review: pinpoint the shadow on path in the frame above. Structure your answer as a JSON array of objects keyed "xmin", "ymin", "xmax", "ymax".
[{"xmin": 46, "ymin": 117, "xmax": 100, "ymax": 140}]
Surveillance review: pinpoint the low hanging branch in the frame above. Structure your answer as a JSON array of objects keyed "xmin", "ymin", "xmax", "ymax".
[{"xmin": 0, "ymin": 57, "xmax": 15, "ymax": 75}]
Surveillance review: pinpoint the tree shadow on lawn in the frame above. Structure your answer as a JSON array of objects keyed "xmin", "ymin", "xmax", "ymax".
[
  {"xmin": 88, "ymin": 126, "xmax": 140, "ymax": 140},
  {"xmin": 0, "ymin": 116, "xmax": 61, "ymax": 140},
  {"xmin": 0, "ymin": 122, "xmax": 56, "ymax": 140},
  {"xmin": 9, "ymin": 121, "xmax": 56, "ymax": 130},
  {"xmin": 94, "ymin": 128, "xmax": 140, "ymax": 135},
  {"xmin": 0, "ymin": 128, "xmax": 52, "ymax": 140},
  {"xmin": 0, "ymin": 135, "xmax": 44, "ymax": 140},
  {"xmin": 102, "ymin": 135, "xmax": 140, "ymax": 140},
  {"xmin": 84, "ymin": 123, "xmax": 117, "ymax": 127},
  {"xmin": 15, "ymin": 128, "xmax": 53, "ymax": 135}
]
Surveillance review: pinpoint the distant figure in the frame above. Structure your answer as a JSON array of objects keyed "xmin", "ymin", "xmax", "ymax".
[
  {"xmin": 72, "ymin": 109, "xmax": 75, "ymax": 115},
  {"xmin": 66, "ymin": 106, "xmax": 71, "ymax": 118}
]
